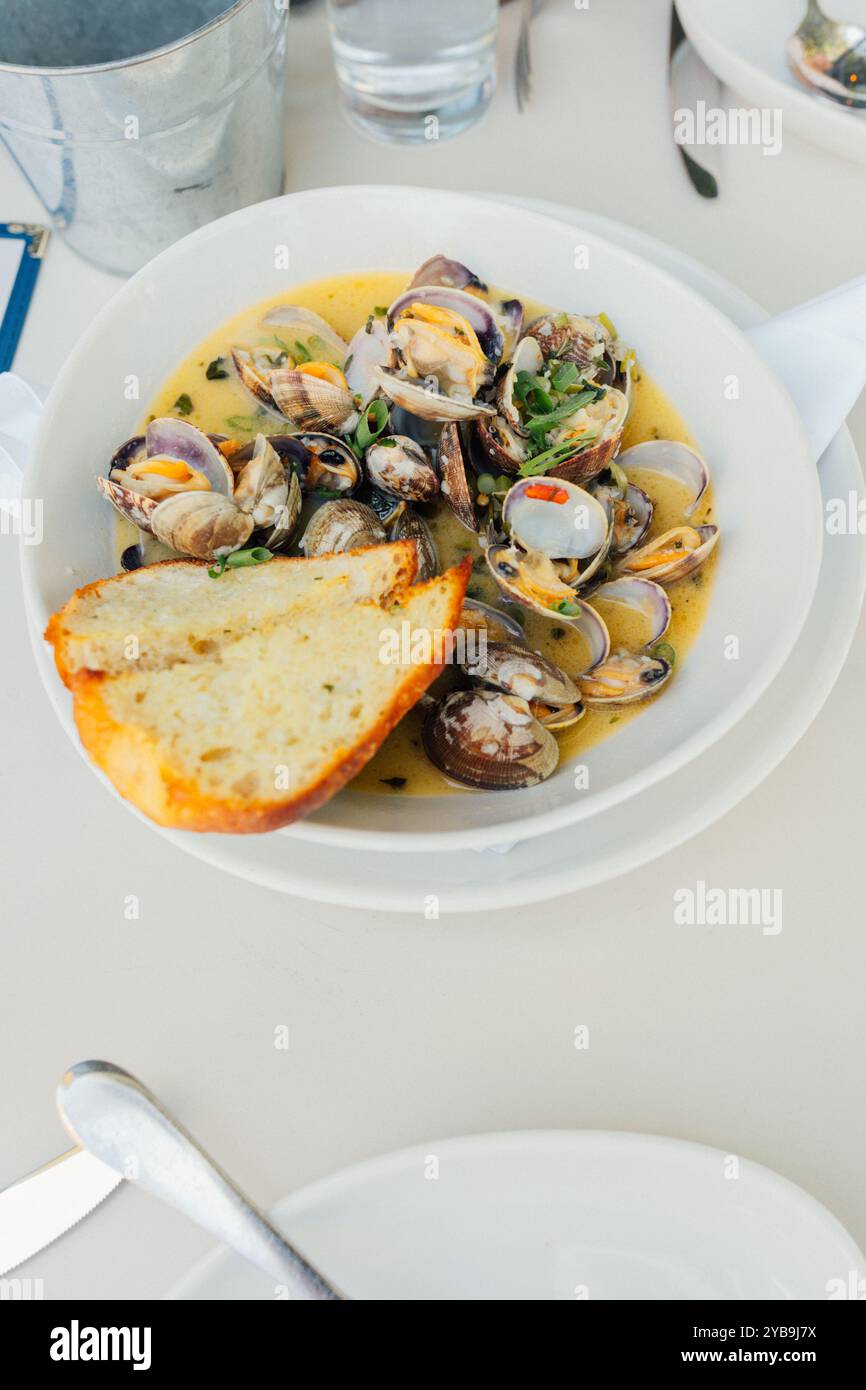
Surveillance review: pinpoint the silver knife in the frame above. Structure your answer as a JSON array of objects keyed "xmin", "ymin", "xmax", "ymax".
[
  {"xmin": 669, "ymin": 3, "xmax": 722, "ymax": 198},
  {"xmin": 0, "ymin": 1147, "xmax": 121, "ymax": 1275}
]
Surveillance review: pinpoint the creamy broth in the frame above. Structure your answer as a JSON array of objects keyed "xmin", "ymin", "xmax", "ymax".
[{"xmin": 135, "ymin": 272, "xmax": 717, "ymax": 797}]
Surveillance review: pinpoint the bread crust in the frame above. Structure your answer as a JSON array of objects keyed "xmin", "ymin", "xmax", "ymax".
[
  {"xmin": 45, "ymin": 541, "xmax": 419, "ymax": 688},
  {"xmin": 68, "ymin": 556, "xmax": 471, "ymax": 834}
]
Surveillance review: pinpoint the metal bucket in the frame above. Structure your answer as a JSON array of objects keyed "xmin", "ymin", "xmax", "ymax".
[{"xmin": 0, "ymin": 0, "xmax": 288, "ymax": 275}]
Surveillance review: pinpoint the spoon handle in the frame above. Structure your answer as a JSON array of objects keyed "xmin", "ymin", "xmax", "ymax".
[{"xmin": 57, "ymin": 1060, "xmax": 344, "ymax": 1300}]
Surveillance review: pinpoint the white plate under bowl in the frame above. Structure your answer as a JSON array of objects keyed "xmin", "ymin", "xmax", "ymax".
[
  {"xmin": 112, "ymin": 200, "xmax": 863, "ymax": 910},
  {"xmin": 678, "ymin": 0, "xmax": 866, "ymax": 165},
  {"xmin": 170, "ymin": 1129, "xmax": 864, "ymax": 1300},
  {"xmin": 22, "ymin": 186, "xmax": 822, "ymax": 854}
]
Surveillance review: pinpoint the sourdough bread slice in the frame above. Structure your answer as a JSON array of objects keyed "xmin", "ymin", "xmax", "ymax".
[
  {"xmin": 45, "ymin": 541, "xmax": 418, "ymax": 685},
  {"xmin": 66, "ymin": 556, "xmax": 470, "ymax": 833}
]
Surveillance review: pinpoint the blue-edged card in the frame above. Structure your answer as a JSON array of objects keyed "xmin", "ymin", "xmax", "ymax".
[{"xmin": 0, "ymin": 223, "xmax": 49, "ymax": 373}]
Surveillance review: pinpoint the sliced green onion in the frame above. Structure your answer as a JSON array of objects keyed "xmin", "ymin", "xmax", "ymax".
[
  {"xmin": 597, "ymin": 312, "xmax": 617, "ymax": 338},
  {"xmin": 208, "ymin": 547, "xmax": 273, "ymax": 578},
  {"xmin": 354, "ymin": 398, "xmax": 390, "ymax": 450},
  {"xmin": 650, "ymin": 641, "xmax": 677, "ymax": 667},
  {"xmin": 476, "ymin": 472, "xmax": 496, "ymax": 494},
  {"xmin": 293, "ymin": 340, "xmax": 312, "ymax": 363}
]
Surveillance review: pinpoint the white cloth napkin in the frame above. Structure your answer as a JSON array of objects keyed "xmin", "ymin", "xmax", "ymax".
[{"xmin": 746, "ymin": 273, "xmax": 866, "ymax": 465}]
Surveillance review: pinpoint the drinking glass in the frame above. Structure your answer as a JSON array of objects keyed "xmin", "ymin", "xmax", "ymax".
[{"xmin": 326, "ymin": 0, "xmax": 498, "ymax": 144}]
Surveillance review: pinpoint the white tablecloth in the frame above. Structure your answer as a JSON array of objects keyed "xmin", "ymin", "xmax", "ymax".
[{"xmin": 1, "ymin": 0, "xmax": 864, "ymax": 1296}]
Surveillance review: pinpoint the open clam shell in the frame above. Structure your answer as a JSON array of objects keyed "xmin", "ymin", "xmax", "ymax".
[
  {"xmin": 502, "ymin": 477, "xmax": 610, "ymax": 563},
  {"xmin": 588, "ymin": 578, "xmax": 672, "ymax": 648},
  {"xmin": 472, "ymin": 415, "xmax": 527, "ymax": 475},
  {"xmin": 408, "ymin": 255, "xmax": 487, "ymax": 293},
  {"xmin": 296, "ymin": 433, "xmax": 362, "ymax": 495},
  {"xmin": 525, "ymin": 312, "xmax": 612, "ymax": 376},
  {"xmin": 616, "ymin": 439, "xmax": 710, "ymax": 517},
  {"xmin": 144, "ymin": 420, "xmax": 236, "ymax": 494},
  {"xmin": 96, "ymin": 476, "xmax": 160, "ymax": 533},
  {"xmin": 497, "ymin": 335, "xmax": 544, "ymax": 435},
  {"xmin": 438, "ymin": 422, "xmax": 478, "ymax": 532},
  {"xmin": 591, "ymin": 479, "xmax": 653, "ymax": 555},
  {"xmin": 485, "ymin": 543, "xmax": 611, "ymax": 673},
  {"xmin": 365, "ymin": 436, "xmax": 438, "ymax": 502},
  {"xmin": 375, "ymin": 368, "xmax": 496, "ymax": 424},
  {"xmin": 422, "ymin": 689, "xmax": 559, "ymax": 791},
  {"xmin": 577, "ymin": 649, "xmax": 673, "ymax": 706},
  {"xmin": 261, "ymin": 305, "xmax": 349, "ymax": 365},
  {"xmin": 457, "ymin": 599, "xmax": 527, "ymax": 645},
  {"xmin": 616, "ymin": 524, "xmax": 719, "ymax": 584},
  {"xmin": 231, "ymin": 347, "xmax": 281, "ymax": 413},
  {"xmin": 542, "ymin": 386, "xmax": 629, "ymax": 487},
  {"xmin": 463, "ymin": 641, "xmax": 579, "ymax": 707},
  {"xmin": 388, "ymin": 285, "xmax": 504, "ymax": 363},
  {"xmin": 345, "ymin": 317, "xmax": 390, "ymax": 409}
]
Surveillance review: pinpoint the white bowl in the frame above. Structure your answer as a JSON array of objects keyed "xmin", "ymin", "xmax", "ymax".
[{"xmin": 22, "ymin": 186, "xmax": 823, "ymax": 852}]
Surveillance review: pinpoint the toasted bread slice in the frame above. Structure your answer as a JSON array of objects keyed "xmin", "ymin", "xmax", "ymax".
[
  {"xmin": 63, "ymin": 554, "xmax": 470, "ymax": 833},
  {"xmin": 45, "ymin": 541, "xmax": 418, "ymax": 686}
]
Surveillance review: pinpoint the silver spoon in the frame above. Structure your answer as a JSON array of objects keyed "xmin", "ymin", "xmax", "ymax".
[
  {"xmin": 787, "ymin": 0, "xmax": 866, "ymax": 108},
  {"xmin": 57, "ymin": 1060, "xmax": 345, "ymax": 1300}
]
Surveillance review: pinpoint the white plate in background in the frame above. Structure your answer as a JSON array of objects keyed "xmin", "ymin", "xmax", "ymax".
[
  {"xmin": 171, "ymin": 1129, "xmax": 865, "ymax": 1300},
  {"xmin": 678, "ymin": 0, "xmax": 866, "ymax": 164},
  {"xmin": 22, "ymin": 186, "xmax": 821, "ymax": 853}
]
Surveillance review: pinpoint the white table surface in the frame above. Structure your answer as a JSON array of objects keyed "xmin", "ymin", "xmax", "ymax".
[{"xmin": 2, "ymin": 0, "xmax": 865, "ymax": 1299}]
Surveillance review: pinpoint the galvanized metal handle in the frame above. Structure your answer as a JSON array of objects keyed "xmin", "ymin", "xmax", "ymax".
[{"xmin": 57, "ymin": 1060, "xmax": 345, "ymax": 1301}]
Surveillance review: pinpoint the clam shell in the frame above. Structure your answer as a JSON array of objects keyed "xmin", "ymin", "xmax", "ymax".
[
  {"xmin": 231, "ymin": 347, "xmax": 279, "ymax": 413},
  {"xmin": 472, "ymin": 415, "xmax": 526, "ymax": 475},
  {"xmin": 578, "ymin": 649, "xmax": 673, "ymax": 706},
  {"xmin": 485, "ymin": 543, "xmax": 611, "ymax": 673},
  {"xmin": 388, "ymin": 285, "xmax": 504, "ymax": 362},
  {"xmin": 96, "ymin": 476, "xmax": 159, "ymax": 533},
  {"xmin": 301, "ymin": 500, "xmax": 386, "ymax": 558},
  {"xmin": 591, "ymin": 480, "xmax": 653, "ymax": 554},
  {"xmin": 503, "ymin": 477, "xmax": 609, "ymax": 562},
  {"xmin": 616, "ymin": 524, "xmax": 719, "ymax": 584},
  {"xmin": 270, "ymin": 369, "xmax": 359, "ymax": 434},
  {"xmin": 345, "ymin": 317, "xmax": 390, "ymax": 409},
  {"xmin": 543, "ymin": 387, "xmax": 629, "ymax": 487},
  {"xmin": 297, "ymin": 433, "xmax": 362, "ymax": 495},
  {"xmin": 232, "ymin": 434, "xmax": 289, "ymax": 525},
  {"xmin": 464, "ymin": 641, "xmax": 579, "ymax": 707},
  {"xmin": 144, "ymin": 419, "xmax": 235, "ymax": 494},
  {"xmin": 616, "ymin": 439, "xmax": 710, "ymax": 517},
  {"xmin": 375, "ymin": 367, "xmax": 495, "ymax": 424},
  {"xmin": 422, "ymin": 689, "xmax": 559, "ymax": 791},
  {"xmin": 497, "ymin": 335, "xmax": 544, "ymax": 434},
  {"xmin": 408, "ymin": 255, "xmax": 487, "ymax": 293},
  {"xmin": 589, "ymin": 578, "xmax": 672, "ymax": 647},
  {"xmin": 261, "ymin": 305, "xmax": 348, "ymax": 364},
  {"xmin": 438, "ymin": 422, "xmax": 478, "ymax": 532},
  {"xmin": 365, "ymin": 436, "xmax": 438, "ymax": 502},
  {"xmin": 525, "ymin": 312, "xmax": 611, "ymax": 374},
  {"xmin": 390, "ymin": 506, "xmax": 439, "ymax": 581},
  {"xmin": 457, "ymin": 599, "xmax": 526, "ymax": 645},
  {"xmin": 151, "ymin": 491, "xmax": 253, "ymax": 561}
]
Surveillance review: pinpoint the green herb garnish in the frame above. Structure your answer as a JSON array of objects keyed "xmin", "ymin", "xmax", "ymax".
[
  {"xmin": 225, "ymin": 413, "xmax": 265, "ymax": 432},
  {"xmin": 650, "ymin": 641, "xmax": 677, "ymax": 667},
  {"xmin": 208, "ymin": 546, "xmax": 273, "ymax": 579},
  {"xmin": 380, "ymin": 776, "xmax": 407, "ymax": 790},
  {"xmin": 293, "ymin": 340, "xmax": 311, "ymax": 363},
  {"xmin": 206, "ymin": 358, "xmax": 228, "ymax": 380},
  {"xmin": 354, "ymin": 398, "xmax": 390, "ymax": 451},
  {"xmin": 173, "ymin": 393, "xmax": 193, "ymax": 416}
]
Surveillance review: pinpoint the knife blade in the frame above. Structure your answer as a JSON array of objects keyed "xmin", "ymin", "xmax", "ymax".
[
  {"xmin": 0, "ymin": 1147, "xmax": 121, "ymax": 1275},
  {"xmin": 669, "ymin": 3, "xmax": 722, "ymax": 198}
]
